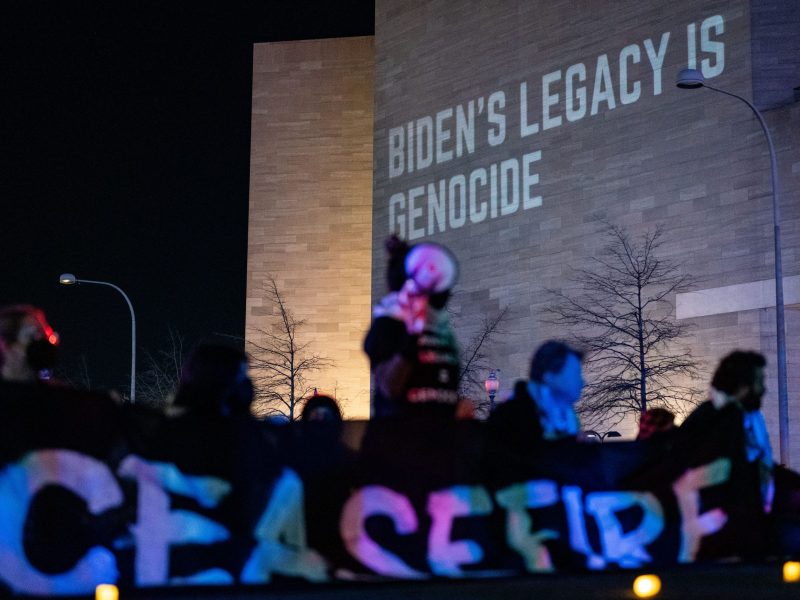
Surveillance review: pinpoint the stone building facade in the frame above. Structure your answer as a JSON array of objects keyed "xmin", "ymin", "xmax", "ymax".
[
  {"xmin": 247, "ymin": 37, "xmax": 374, "ymax": 419},
  {"xmin": 370, "ymin": 0, "xmax": 799, "ymax": 455},
  {"xmin": 248, "ymin": 1, "xmax": 799, "ymax": 464}
]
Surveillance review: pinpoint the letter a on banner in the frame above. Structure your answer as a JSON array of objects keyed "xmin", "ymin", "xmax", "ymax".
[{"xmin": 241, "ymin": 468, "xmax": 328, "ymax": 583}]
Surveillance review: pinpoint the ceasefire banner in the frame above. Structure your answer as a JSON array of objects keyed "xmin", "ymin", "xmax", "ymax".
[{"xmin": 0, "ymin": 384, "xmax": 767, "ymax": 595}]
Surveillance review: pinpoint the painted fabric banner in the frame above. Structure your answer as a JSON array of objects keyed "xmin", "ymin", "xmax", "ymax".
[{"xmin": 0, "ymin": 383, "xmax": 781, "ymax": 595}]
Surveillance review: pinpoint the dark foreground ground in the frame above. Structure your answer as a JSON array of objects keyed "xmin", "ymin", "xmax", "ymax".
[{"xmin": 35, "ymin": 562, "xmax": 800, "ymax": 600}]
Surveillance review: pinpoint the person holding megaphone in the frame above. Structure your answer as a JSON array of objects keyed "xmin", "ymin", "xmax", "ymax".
[{"xmin": 364, "ymin": 236, "xmax": 463, "ymax": 419}]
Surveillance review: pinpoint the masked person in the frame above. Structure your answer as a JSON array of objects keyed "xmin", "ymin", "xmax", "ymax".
[
  {"xmin": 0, "ymin": 304, "xmax": 59, "ymax": 384},
  {"xmin": 363, "ymin": 236, "xmax": 461, "ymax": 418},
  {"xmin": 171, "ymin": 343, "xmax": 254, "ymax": 418}
]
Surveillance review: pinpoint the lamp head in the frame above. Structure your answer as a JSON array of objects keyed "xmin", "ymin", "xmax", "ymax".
[
  {"xmin": 59, "ymin": 273, "xmax": 77, "ymax": 285},
  {"xmin": 484, "ymin": 370, "xmax": 500, "ymax": 395},
  {"xmin": 676, "ymin": 68, "xmax": 705, "ymax": 89}
]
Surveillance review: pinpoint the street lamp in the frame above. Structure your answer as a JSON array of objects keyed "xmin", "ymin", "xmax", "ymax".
[
  {"xmin": 484, "ymin": 370, "xmax": 500, "ymax": 412},
  {"xmin": 59, "ymin": 273, "xmax": 137, "ymax": 403},
  {"xmin": 676, "ymin": 68, "xmax": 789, "ymax": 466},
  {"xmin": 583, "ymin": 430, "xmax": 622, "ymax": 443}
]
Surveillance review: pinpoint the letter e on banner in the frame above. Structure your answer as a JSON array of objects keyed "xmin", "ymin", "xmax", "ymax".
[
  {"xmin": 672, "ymin": 458, "xmax": 730, "ymax": 562},
  {"xmin": 427, "ymin": 485, "xmax": 492, "ymax": 576},
  {"xmin": 118, "ymin": 455, "xmax": 233, "ymax": 586}
]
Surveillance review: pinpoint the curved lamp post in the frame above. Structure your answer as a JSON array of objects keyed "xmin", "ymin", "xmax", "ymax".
[
  {"xmin": 676, "ymin": 68, "xmax": 788, "ymax": 466},
  {"xmin": 59, "ymin": 273, "xmax": 137, "ymax": 403}
]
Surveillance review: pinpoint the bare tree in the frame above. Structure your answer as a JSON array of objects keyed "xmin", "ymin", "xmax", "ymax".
[
  {"xmin": 247, "ymin": 277, "xmax": 332, "ymax": 421},
  {"xmin": 544, "ymin": 224, "xmax": 701, "ymax": 428},
  {"xmin": 453, "ymin": 307, "xmax": 509, "ymax": 418},
  {"xmin": 137, "ymin": 328, "xmax": 186, "ymax": 407},
  {"xmin": 56, "ymin": 354, "xmax": 94, "ymax": 390}
]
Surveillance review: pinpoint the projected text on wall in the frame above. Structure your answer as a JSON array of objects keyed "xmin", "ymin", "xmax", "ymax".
[{"xmin": 386, "ymin": 15, "xmax": 726, "ymax": 240}]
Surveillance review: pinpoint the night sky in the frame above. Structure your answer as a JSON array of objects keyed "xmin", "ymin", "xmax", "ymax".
[{"xmin": 3, "ymin": 3, "xmax": 374, "ymax": 394}]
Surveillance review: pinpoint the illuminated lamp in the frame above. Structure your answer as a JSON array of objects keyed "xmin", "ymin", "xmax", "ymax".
[
  {"xmin": 633, "ymin": 574, "xmax": 661, "ymax": 598},
  {"xmin": 484, "ymin": 370, "xmax": 500, "ymax": 412},
  {"xmin": 95, "ymin": 584, "xmax": 119, "ymax": 600},
  {"xmin": 784, "ymin": 561, "xmax": 800, "ymax": 583}
]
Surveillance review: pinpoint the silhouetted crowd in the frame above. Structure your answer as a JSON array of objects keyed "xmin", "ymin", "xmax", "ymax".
[{"xmin": 1, "ymin": 236, "xmax": 799, "ymax": 567}]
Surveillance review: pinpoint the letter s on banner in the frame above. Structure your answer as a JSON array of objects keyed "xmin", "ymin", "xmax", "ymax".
[
  {"xmin": 0, "ymin": 450, "xmax": 122, "ymax": 595},
  {"xmin": 340, "ymin": 485, "xmax": 426, "ymax": 578}
]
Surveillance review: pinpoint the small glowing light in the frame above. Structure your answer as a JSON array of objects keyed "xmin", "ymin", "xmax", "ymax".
[
  {"xmin": 784, "ymin": 561, "xmax": 800, "ymax": 583},
  {"xmin": 633, "ymin": 574, "xmax": 661, "ymax": 598},
  {"xmin": 48, "ymin": 333, "xmax": 59, "ymax": 345},
  {"xmin": 95, "ymin": 584, "xmax": 119, "ymax": 600}
]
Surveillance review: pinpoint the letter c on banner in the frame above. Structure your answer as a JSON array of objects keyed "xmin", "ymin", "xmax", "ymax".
[
  {"xmin": 0, "ymin": 450, "xmax": 122, "ymax": 595},
  {"xmin": 340, "ymin": 486, "xmax": 426, "ymax": 578}
]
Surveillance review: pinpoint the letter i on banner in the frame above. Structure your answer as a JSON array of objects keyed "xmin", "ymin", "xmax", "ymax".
[{"xmin": 562, "ymin": 486, "xmax": 606, "ymax": 569}]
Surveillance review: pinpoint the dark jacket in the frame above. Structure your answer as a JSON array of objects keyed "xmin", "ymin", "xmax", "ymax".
[{"xmin": 486, "ymin": 379, "xmax": 544, "ymax": 458}]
